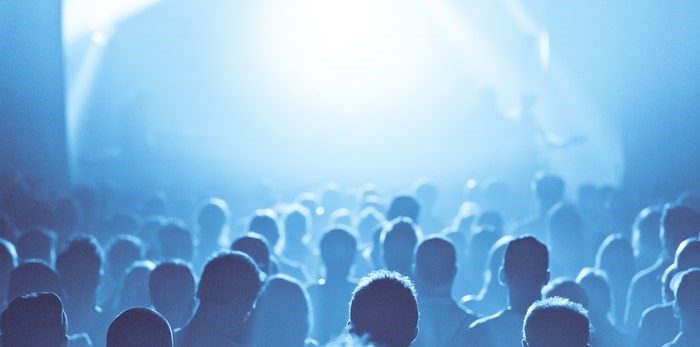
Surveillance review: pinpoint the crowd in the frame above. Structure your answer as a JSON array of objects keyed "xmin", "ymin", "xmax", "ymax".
[{"xmin": 0, "ymin": 171, "xmax": 699, "ymax": 347}]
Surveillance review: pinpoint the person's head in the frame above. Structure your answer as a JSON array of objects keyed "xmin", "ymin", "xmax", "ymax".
[
  {"xmin": 56, "ymin": 234, "xmax": 103, "ymax": 299},
  {"xmin": 249, "ymin": 209, "xmax": 280, "ymax": 250},
  {"xmin": 547, "ymin": 203, "xmax": 583, "ymax": 243},
  {"xmin": 7, "ymin": 260, "xmax": 64, "ymax": 304},
  {"xmin": 382, "ymin": 218, "xmax": 419, "ymax": 276},
  {"xmin": 675, "ymin": 237, "xmax": 700, "ymax": 271},
  {"xmin": 0, "ymin": 292, "xmax": 68, "ymax": 347},
  {"xmin": 114, "ymin": 261, "xmax": 156, "ymax": 313},
  {"xmin": 576, "ymin": 268, "xmax": 612, "ymax": 319},
  {"xmin": 595, "ymin": 234, "xmax": 635, "ymax": 282},
  {"xmin": 320, "ymin": 227, "xmax": 357, "ymax": 279},
  {"xmin": 501, "ymin": 236, "xmax": 549, "ymax": 308},
  {"xmin": 532, "ymin": 174, "xmax": 565, "ymax": 213},
  {"xmin": 671, "ymin": 268, "xmax": 700, "ymax": 326},
  {"xmin": 149, "ymin": 261, "xmax": 196, "ymax": 329},
  {"xmin": 386, "ymin": 196, "xmax": 420, "ymax": 223},
  {"xmin": 523, "ymin": 297, "xmax": 590, "ymax": 347},
  {"xmin": 349, "ymin": 270, "xmax": 418, "ymax": 347},
  {"xmin": 196, "ymin": 198, "xmax": 229, "ymax": 233},
  {"xmin": 231, "ymin": 233, "xmax": 271, "ymax": 274},
  {"xmin": 356, "ymin": 207, "xmax": 383, "ymax": 244},
  {"xmin": 542, "ymin": 278, "xmax": 589, "ymax": 310},
  {"xmin": 106, "ymin": 234, "xmax": 144, "ymax": 280},
  {"xmin": 484, "ymin": 235, "xmax": 514, "ymax": 289},
  {"xmin": 660, "ymin": 204, "xmax": 700, "ymax": 260},
  {"xmin": 107, "ymin": 307, "xmax": 172, "ymax": 347},
  {"xmin": 158, "ymin": 223, "xmax": 193, "ymax": 262},
  {"xmin": 247, "ymin": 275, "xmax": 310, "ymax": 347},
  {"xmin": 16, "ymin": 228, "xmax": 56, "ymax": 265},
  {"xmin": 476, "ymin": 211, "xmax": 504, "ymax": 235},
  {"xmin": 412, "ymin": 179, "xmax": 438, "ymax": 212},
  {"xmin": 196, "ymin": 251, "xmax": 262, "ymax": 320},
  {"xmin": 284, "ymin": 205, "xmax": 311, "ymax": 245},
  {"xmin": 413, "ymin": 236, "xmax": 456, "ymax": 295},
  {"xmin": 632, "ymin": 206, "xmax": 662, "ymax": 260}
]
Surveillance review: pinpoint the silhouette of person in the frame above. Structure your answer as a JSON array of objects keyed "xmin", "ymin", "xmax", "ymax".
[
  {"xmin": 231, "ymin": 232, "xmax": 272, "ymax": 275},
  {"xmin": 0, "ymin": 292, "xmax": 68, "ymax": 347},
  {"xmin": 462, "ymin": 235, "xmax": 514, "ymax": 316},
  {"xmin": 542, "ymin": 278, "xmax": 589, "ymax": 310},
  {"xmin": 412, "ymin": 179, "xmax": 443, "ymax": 234},
  {"xmin": 174, "ymin": 250, "xmax": 262, "ymax": 347},
  {"xmin": 386, "ymin": 195, "xmax": 420, "ymax": 223},
  {"xmin": 112, "ymin": 260, "xmax": 156, "ymax": 315},
  {"xmin": 0, "ymin": 237, "xmax": 18, "ymax": 310},
  {"xmin": 8, "ymin": 260, "xmax": 64, "ymax": 304},
  {"xmin": 626, "ymin": 205, "xmax": 700, "ymax": 331},
  {"xmin": 281, "ymin": 205, "xmax": 317, "ymax": 275},
  {"xmin": 522, "ymin": 296, "xmax": 590, "ymax": 347},
  {"xmin": 595, "ymin": 234, "xmax": 635, "ymax": 327},
  {"xmin": 577, "ymin": 268, "xmax": 632, "ymax": 347},
  {"xmin": 461, "ymin": 225, "xmax": 502, "ymax": 295},
  {"xmin": 512, "ymin": 173, "xmax": 565, "ymax": 241},
  {"xmin": 107, "ymin": 307, "xmax": 172, "ymax": 347},
  {"xmin": 663, "ymin": 268, "xmax": 700, "ymax": 346},
  {"xmin": 100, "ymin": 235, "xmax": 144, "ymax": 306},
  {"xmin": 348, "ymin": 270, "xmax": 418, "ymax": 347},
  {"xmin": 248, "ymin": 209, "xmax": 307, "ymax": 283},
  {"xmin": 632, "ymin": 206, "xmax": 663, "ymax": 271},
  {"xmin": 16, "ymin": 227, "xmax": 56, "ymax": 266},
  {"xmin": 158, "ymin": 223, "xmax": 194, "ymax": 263},
  {"xmin": 307, "ymin": 227, "xmax": 358, "ymax": 345},
  {"xmin": 195, "ymin": 198, "xmax": 230, "ymax": 269},
  {"xmin": 547, "ymin": 203, "xmax": 586, "ymax": 278},
  {"xmin": 637, "ymin": 238, "xmax": 700, "ymax": 347},
  {"xmin": 382, "ymin": 217, "xmax": 419, "ymax": 277},
  {"xmin": 149, "ymin": 261, "xmax": 196, "ymax": 330},
  {"xmin": 246, "ymin": 275, "xmax": 316, "ymax": 347},
  {"xmin": 412, "ymin": 236, "xmax": 477, "ymax": 347},
  {"xmin": 56, "ymin": 234, "xmax": 110, "ymax": 347},
  {"xmin": 464, "ymin": 236, "xmax": 550, "ymax": 347}
]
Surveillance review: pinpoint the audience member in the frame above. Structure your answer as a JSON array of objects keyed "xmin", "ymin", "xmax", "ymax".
[
  {"xmin": 385, "ymin": 195, "xmax": 420, "ymax": 223},
  {"xmin": 547, "ymin": 203, "xmax": 586, "ymax": 278},
  {"xmin": 101, "ymin": 235, "xmax": 144, "ymax": 306},
  {"xmin": 8, "ymin": 260, "xmax": 64, "ymax": 304},
  {"xmin": 231, "ymin": 232, "xmax": 272, "ymax": 275},
  {"xmin": 112, "ymin": 260, "xmax": 156, "ymax": 315},
  {"xmin": 107, "ymin": 307, "xmax": 172, "ymax": 347},
  {"xmin": 348, "ymin": 270, "xmax": 418, "ymax": 347},
  {"xmin": 249, "ymin": 209, "xmax": 308, "ymax": 283},
  {"xmin": 577, "ymin": 268, "xmax": 632, "ymax": 347},
  {"xmin": 632, "ymin": 206, "xmax": 663, "ymax": 271},
  {"xmin": 461, "ymin": 235, "xmax": 513, "ymax": 316},
  {"xmin": 16, "ymin": 227, "xmax": 56, "ymax": 266},
  {"xmin": 0, "ymin": 238, "xmax": 18, "ymax": 310},
  {"xmin": 0, "ymin": 292, "xmax": 68, "ymax": 347},
  {"xmin": 522, "ymin": 296, "xmax": 590, "ymax": 347},
  {"xmin": 512, "ymin": 173, "xmax": 565, "ymax": 241},
  {"xmin": 382, "ymin": 217, "xmax": 419, "ymax": 277},
  {"xmin": 663, "ymin": 268, "xmax": 700, "ymax": 347},
  {"xmin": 195, "ymin": 198, "xmax": 230, "ymax": 268},
  {"xmin": 595, "ymin": 233, "xmax": 636, "ymax": 326},
  {"xmin": 158, "ymin": 223, "xmax": 194, "ymax": 263},
  {"xmin": 149, "ymin": 261, "xmax": 196, "ymax": 330}
]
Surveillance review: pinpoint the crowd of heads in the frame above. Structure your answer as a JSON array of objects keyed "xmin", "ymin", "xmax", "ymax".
[{"xmin": 0, "ymin": 171, "xmax": 699, "ymax": 347}]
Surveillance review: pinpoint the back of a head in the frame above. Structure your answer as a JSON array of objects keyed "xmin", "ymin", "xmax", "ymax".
[
  {"xmin": 107, "ymin": 307, "xmax": 172, "ymax": 347},
  {"xmin": 0, "ymin": 292, "xmax": 67, "ymax": 347},
  {"xmin": 386, "ymin": 196, "xmax": 420, "ymax": 223},
  {"xmin": 197, "ymin": 198, "xmax": 229, "ymax": 232},
  {"xmin": 548, "ymin": 203, "xmax": 583, "ymax": 238},
  {"xmin": 106, "ymin": 235, "xmax": 144, "ymax": 278},
  {"xmin": 675, "ymin": 237, "xmax": 700, "ymax": 271},
  {"xmin": 158, "ymin": 223, "xmax": 193, "ymax": 262},
  {"xmin": 632, "ymin": 206, "xmax": 662, "ymax": 255},
  {"xmin": 414, "ymin": 236, "xmax": 456, "ymax": 290},
  {"xmin": 413, "ymin": 180, "xmax": 438, "ymax": 210},
  {"xmin": 248, "ymin": 275, "xmax": 310, "ymax": 347},
  {"xmin": 231, "ymin": 232, "xmax": 271, "ymax": 274},
  {"xmin": 542, "ymin": 278, "xmax": 589, "ymax": 309},
  {"xmin": 56, "ymin": 234, "xmax": 103, "ymax": 295},
  {"xmin": 595, "ymin": 234, "xmax": 635, "ymax": 278},
  {"xmin": 533, "ymin": 174, "xmax": 565, "ymax": 210},
  {"xmin": 320, "ymin": 227, "xmax": 357, "ymax": 275},
  {"xmin": 523, "ymin": 297, "xmax": 589, "ymax": 347},
  {"xmin": 115, "ymin": 261, "xmax": 156, "ymax": 312},
  {"xmin": 503, "ymin": 236, "xmax": 549, "ymax": 285},
  {"xmin": 8, "ymin": 261, "xmax": 64, "ymax": 304},
  {"xmin": 349, "ymin": 270, "xmax": 418, "ymax": 347},
  {"xmin": 576, "ymin": 268, "xmax": 612, "ymax": 315},
  {"xmin": 382, "ymin": 218, "xmax": 419, "ymax": 275},
  {"xmin": 149, "ymin": 261, "xmax": 195, "ymax": 317},
  {"xmin": 284, "ymin": 206, "xmax": 311, "ymax": 242},
  {"xmin": 661, "ymin": 204, "xmax": 700, "ymax": 258},
  {"xmin": 672, "ymin": 268, "xmax": 700, "ymax": 319},
  {"xmin": 17, "ymin": 228, "xmax": 55, "ymax": 264},
  {"xmin": 197, "ymin": 251, "xmax": 261, "ymax": 310},
  {"xmin": 249, "ymin": 210, "xmax": 280, "ymax": 249},
  {"xmin": 476, "ymin": 211, "xmax": 504, "ymax": 234}
]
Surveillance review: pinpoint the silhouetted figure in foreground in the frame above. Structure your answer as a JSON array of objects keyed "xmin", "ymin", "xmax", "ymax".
[
  {"xmin": 626, "ymin": 205, "xmax": 700, "ymax": 331},
  {"xmin": 412, "ymin": 236, "xmax": 476, "ymax": 347},
  {"xmin": 523, "ymin": 297, "xmax": 590, "ymax": 347},
  {"xmin": 663, "ymin": 268, "xmax": 700, "ymax": 347},
  {"xmin": 0, "ymin": 292, "xmax": 68, "ymax": 347},
  {"xmin": 174, "ymin": 251, "xmax": 262, "ymax": 347},
  {"xmin": 246, "ymin": 275, "xmax": 316, "ymax": 347},
  {"xmin": 8, "ymin": 260, "xmax": 64, "ymax": 304},
  {"xmin": 349, "ymin": 270, "xmax": 418, "ymax": 347},
  {"xmin": 307, "ymin": 227, "xmax": 358, "ymax": 345},
  {"xmin": 463, "ymin": 236, "xmax": 549, "ymax": 347},
  {"xmin": 107, "ymin": 307, "xmax": 172, "ymax": 347},
  {"xmin": 149, "ymin": 261, "xmax": 196, "ymax": 330}
]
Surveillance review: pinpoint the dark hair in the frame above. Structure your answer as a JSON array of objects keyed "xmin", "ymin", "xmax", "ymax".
[
  {"xmin": 231, "ymin": 233, "xmax": 271, "ymax": 274},
  {"xmin": 249, "ymin": 210, "xmax": 279, "ymax": 248},
  {"xmin": 503, "ymin": 236, "xmax": 549, "ymax": 283},
  {"xmin": 56, "ymin": 234, "xmax": 103, "ymax": 294},
  {"xmin": 414, "ymin": 236, "xmax": 456, "ymax": 285},
  {"xmin": 158, "ymin": 223, "xmax": 193, "ymax": 262},
  {"xmin": 0, "ymin": 292, "xmax": 68, "ymax": 347},
  {"xmin": 320, "ymin": 227, "xmax": 357, "ymax": 273},
  {"xmin": 523, "ymin": 297, "xmax": 590, "ymax": 347},
  {"xmin": 386, "ymin": 196, "xmax": 420, "ymax": 223},
  {"xmin": 350, "ymin": 270, "xmax": 418, "ymax": 347},
  {"xmin": 107, "ymin": 307, "xmax": 172, "ymax": 347},
  {"xmin": 148, "ymin": 261, "xmax": 195, "ymax": 313},
  {"xmin": 196, "ymin": 251, "xmax": 261, "ymax": 306},
  {"xmin": 8, "ymin": 260, "xmax": 64, "ymax": 303}
]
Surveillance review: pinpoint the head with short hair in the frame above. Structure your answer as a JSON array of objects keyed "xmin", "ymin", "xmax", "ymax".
[
  {"xmin": 320, "ymin": 227, "xmax": 357, "ymax": 278},
  {"xmin": 382, "ymin": 218, "xmax": 419, "ymax": 276},
  {"xmin": 413, "ymin": 236, "xmax": 456, "ymax": 293},
  {"xmin": 56, "ymin": 234, "xmax": 103, "ymax": 297},
  {"xmin": 196, "ymin": 251, "xmax": 261, "ymax": 318},
  {"xmin": 660, "ymin": 204, "xmax": 700, "ymax": 259},
  {"xmin": 17, "ymin": 228, "xmax": 56, "ymax": 265},
  {"xmin": 671, "ymin": 268, "xmax": 700, "ymax": 322},
  {"xmin": 576, "ymin": 268, "xmax": 612, "ymax": 318},
  {"xmin": 502, "ymin": 236, "xmax": 549, "ymax": 286},
  {"xmin": 115, "ymin": 261, "xmax": 156, "ymax": 313},
  {"xmin": 523, "ymin": 297, "xmax": 590, "ymax": 347},
  {"xmin": 107, "ymin": 307, "xmax": 172, "ymax": 347},
  {"xmin": 675, "ymin": 238, "xmax": 700, "ymax": 271},
  {"xmin": 106, "ymin": 235, "xmax": 144, "ymax": 280},
  {"xmin": 149, "ymin": 261, "xmax": 195, "ymax": 329},
  {"xmin": 197, "ymin": 198, "xmax": 230, "ymax": 232},
  {"xmin": 532, "ymin": 173, "xmax": 565, "ymax": 213},
  {"xmin": 632, "ymin": 206, "xmax": 662, "ymax": 260},
  {"xmin": 231, "ymin": 233, "xmax": 271, "ymax": 274},
  {"xmin": 284, "ymin": 205, "xmax": 311, "ymax": 243},
  {"xmin": 386, "ymin": 196, "xmax": 420, "ymax": 223},
  {"xmin": 0, "ymin": 292, "xmax": 68, "ymax": 347},
  {"xmin": 542, "ymin": 278, "xmax": 589, "ymax": 310},
  {"xmin": 158, "ymin": 223, "xmax": 193, "ymax": 262},
  {"xmin": 8, "ymin": 261, "xmax": 64, "ymax": 304},
  {"xmin": 249, "ymin": 210, "xmax": 280, "ymax": 249},
  {"xmin": 349, "ymin": 270, "xmax": 418, "ymax": 347}
]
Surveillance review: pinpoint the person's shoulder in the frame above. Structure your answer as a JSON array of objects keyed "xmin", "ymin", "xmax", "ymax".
[
  {"xmin": 661, "ymin": 333, "xmax": 683, "ymax": 347},
  {"xmin": 468, "ymin": 309, "xmax": 505, "ymax": 329},
  {"xmin": 641, "ymin": 302, "xmax": 674, "ymax": 321}
]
